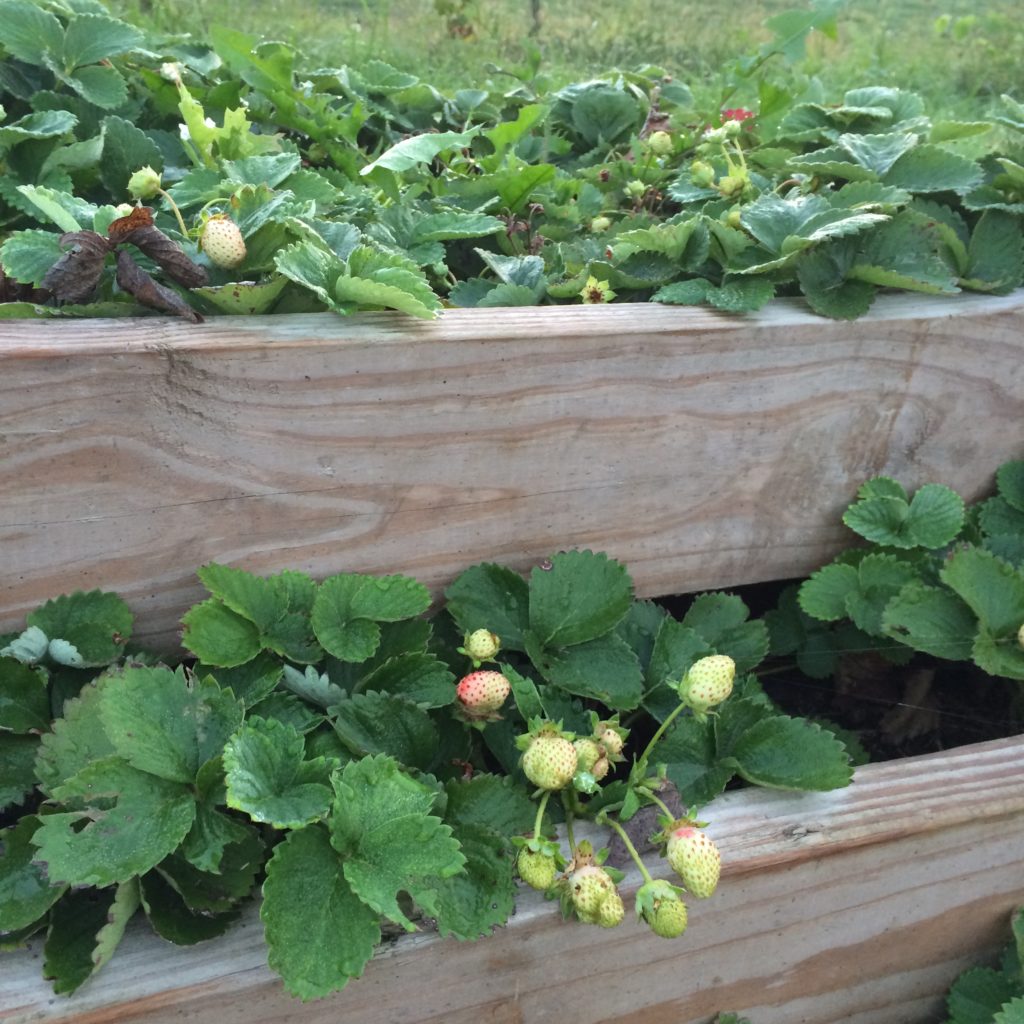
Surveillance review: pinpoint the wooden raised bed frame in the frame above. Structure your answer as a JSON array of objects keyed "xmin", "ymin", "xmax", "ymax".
[{"xmin": 2, "ymin": 293, "xmax": 1023, "ymax": 1022}]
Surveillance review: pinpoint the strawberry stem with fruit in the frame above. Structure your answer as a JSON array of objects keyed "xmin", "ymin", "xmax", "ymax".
[{"xmin": 597, "ymin": 812, "xmax": 655, "ymax": 885}]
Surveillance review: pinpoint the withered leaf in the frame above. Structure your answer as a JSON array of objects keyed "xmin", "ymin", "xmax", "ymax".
[
  {"xmin": 40, "ymin": 231, "xmax": 112, "ymax": 304},
  {"xmin": 108, "ymin": 207, "xmax": 208, "ymax": 289},
  {"xmin": 115, "ymin": 250, "xmax": 203, "ymax": 323}
]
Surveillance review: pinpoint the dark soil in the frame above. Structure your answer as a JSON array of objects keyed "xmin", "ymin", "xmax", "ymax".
[{"xmin": 657, "ymin": 578, "xmax": 1023, "ymax": 765}]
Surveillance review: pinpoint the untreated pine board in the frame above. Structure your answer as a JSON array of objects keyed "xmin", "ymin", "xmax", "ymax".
[
  {"xmin": 1, "ymin": 292, "xmax": 1023, "ymax": 651},
  {"xmin": 3, "ymin": 734, "xmax": 1023, "ymax": 1024}
]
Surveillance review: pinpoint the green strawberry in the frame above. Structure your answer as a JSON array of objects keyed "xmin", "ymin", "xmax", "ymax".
[
  {"xmin": 569, "ymin": 865, "xmax": 616, "ymax": 919},
  {"xmin": 573, "ymin": 737, "xmax": 603, "ymax": 773},
  {"xmin": 666, "ymin": 826, "xmax": 721, "ymax": 899},
  {"xmin": 462, "ymin": 628, "xmax": 500, "ymax": 664},
  {"xmin": 681, "ymin": 655, "xmax": 736, "ymax": 713},
  {"xmin": 635, "ymin": 878, "xmax": 689, "ymax": 938},
  {"xmin": 199, "ymin": 215, "xmax": 246, "ymax": 269},
  {"xmin": 595, "ymin": 889, "xmax": 625, "ymax": 928},
  {"xmin": 517, "ymin": 848, "xmax": 557, "ymax": 891},
  {"xmin": 522, "ymin": 732, "xmax": 577, "ymax": 791}
]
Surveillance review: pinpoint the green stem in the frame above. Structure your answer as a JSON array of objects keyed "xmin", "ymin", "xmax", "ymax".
[
  {"xmin": 532, "ymin": 790, "xmax": 551, "ymax": 839},
  {"xmin": 598, "ymin": 814, "xmax": 654, "ymax": 884},
  {"xmin": 635, "ymin": 699, "xmax": 688, "ymax": 773},
  {"xmin": 157, "ymin": 188, "xmax": 189, "ymax": 240},
  {"xmin": 560, "ymin": 791, "xmax": 577, "ymax": 854},
  {"xmin": 647, "ymin": 792, "xmax": 676, "ymax": 821}
]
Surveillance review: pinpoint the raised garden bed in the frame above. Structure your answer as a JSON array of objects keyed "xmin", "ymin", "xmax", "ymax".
[
  {"xmin": 2, "ymin": 733, "xmax": 1023, "ymax": 1024},
  {"xmin": 2, "ymin": 293, "xmax": 1023, "ymax": 1023}
]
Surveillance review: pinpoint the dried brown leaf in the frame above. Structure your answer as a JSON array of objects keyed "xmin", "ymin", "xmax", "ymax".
[
  {"xmin": 40, "ymin": 231, "xmax": 112, "ymax": 304},
  {"xmin": 109, "ymin": 207, "xmax": 208, "ymax": 289},
  {"xmin": 115, "ymin": 250, "xmax": 203, "ymax": 323}
]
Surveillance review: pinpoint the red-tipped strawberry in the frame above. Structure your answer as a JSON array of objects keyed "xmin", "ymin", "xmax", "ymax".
[
  {"xmin": 455, "ymin": 670, "xmax": 510, "ymax": 720},
  {"xmin": 666, "ymin": 825, "xmax": 721, "ymax": 899},
  {"xmin": 681, "ymin": 655, "xmax": 736, "ymax": 715},
  {"xmin": 199, "ymin": 215, "xmax": 246, "ymax": 269}
]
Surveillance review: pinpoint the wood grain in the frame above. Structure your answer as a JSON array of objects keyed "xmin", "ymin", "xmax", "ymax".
[
  {"xmin": 2, "ymin": 293, "xmax": 1023, "ymax": 651},
  {"xmin": 3, "ymin": 734, "xmax": 1022, "ymax": 1024}
]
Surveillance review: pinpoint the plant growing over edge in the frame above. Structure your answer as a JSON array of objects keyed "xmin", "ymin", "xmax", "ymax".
[{"xmin": 0, "ymin": 549, "xmax": 854, "ymax": 999}]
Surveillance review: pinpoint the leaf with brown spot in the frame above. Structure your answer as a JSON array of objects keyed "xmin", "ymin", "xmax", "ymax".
[
  {"xmin": 40, "ymin": 231, "xmax": 112, "ymax": 304},
  {"xmin": 115, "ymin": 250, "xmax": 203, "ymax": 323},
  {"xmin": 108, "ymin": 207, "xmax": 208, "ymax": 289}
]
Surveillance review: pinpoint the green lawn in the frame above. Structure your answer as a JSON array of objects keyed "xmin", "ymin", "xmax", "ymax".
[{"xmin": 110, "ymin": 0, "xmax": 1023, "ymax": 113}]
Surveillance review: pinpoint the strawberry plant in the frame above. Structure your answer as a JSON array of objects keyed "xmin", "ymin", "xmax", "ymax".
[
  {"xmin": 0, "ymin": 0, "xmax": 1022, "ymax": 322},
  {"xmin": 0, "ymin": 549, "xmax": 856, "ymax": 998}
]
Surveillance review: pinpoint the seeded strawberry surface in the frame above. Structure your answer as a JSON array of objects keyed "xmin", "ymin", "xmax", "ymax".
[
  {"xmin": 464, "ymin": 628, "xmax": 500, "ymax": 661},
  {"xmin": 200, "ymin": 217, "xmax": 246, "ymax": 269},
  {"xmin": 684, "ymin": 655, "xmax": 736, "ymax": 711},
  {"xmin": 570, "ymin": 865, "xmax": 615, "ymax": 916},
  {"xmin": 522, "ymin": 734, "xmax": 577, "ymax": 790},
  {"xmin": 456, "ymin": 670, "xmax": 510, "ymax": 713},
  {"xmin": 517, "ymin": 849, "xmax": 556, "ymax": 891},
  {"xmin": 666, "ymin": 826, "xmax": 721, "ymax": 899},
  {"xmin": 645, "ymin": 897, "xmax": 688, "ymax": 938}
]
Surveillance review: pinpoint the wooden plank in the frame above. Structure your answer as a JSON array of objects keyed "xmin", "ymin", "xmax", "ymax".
[
  {"xmin": 3, "ymin": 734, "xmax": 1023, "ymax": 1024},
  {"xmin": 2, "ymin": 292, "xmax": 1023, "ymax": 651}
]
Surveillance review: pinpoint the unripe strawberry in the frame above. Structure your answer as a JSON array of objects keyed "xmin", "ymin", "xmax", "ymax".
[
  {"xmin": 199, "ymin": 215, "xmax": 246, "ymax": 269},
  {"xmin": 591, "ymin": 755, "xmax": 610, "ymax": 781},
  {"xmin": 569, "ymin": 865, "xmax": 616, "ymax": 918},
  {"xmin": 666, "ymin": 826, "xmax": 721, "ymax": 899},
  {"xmin": 517, "ymin": 848, "xmax": 557, "ymax": 891},
  {"xmin": 456, "ymin": 670, "xmax": 510, "ymax": 716},
  {"xmin": 590, "ymin": 215, "xmax": 612, "ymax": 233},
  {"xmin": 574, "ymin": 737, "xmax": 603, "ymax": 773},
  {"xmin": 462, "ymin": 628, "xmax": 500, "ymax": 663},
  {"xmin": 646, "ymin": 130, "xmax": 673, "ymax": 156},
  {"xmin": 127, "ymin": 165, "xmax": 162, "ymax": 200},
  {"xmin": 522, "ymin": 732, "xmax": 578, "ymax": 790},
  {"xmin": 595, "ymin": 889, "xmax": 625, "ymax": 928},
  {"xmin": 690, "ymin": 159, "xmax": 715, "ymax": 187},
  {"xmin": 682, "ymin": 655, "xmax": 736, "ymax": 713},
  {"xmin": 597, "ymin": 727, "xmax": 624, "ymax": 757},
  {"xmin": 645, "ymin": 896, "xmax": 688, "ymax": 938}
]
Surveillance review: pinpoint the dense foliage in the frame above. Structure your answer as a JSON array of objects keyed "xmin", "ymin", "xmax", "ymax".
[{"xmin": 0, "ymin": 0, "xmax": 1022, "ymax": 321}]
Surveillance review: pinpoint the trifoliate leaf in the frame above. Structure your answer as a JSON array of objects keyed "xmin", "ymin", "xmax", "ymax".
[
  {"xmin": 312, "ymin": 572, "xmax": 430, "ymax": 663},
  {"xmin": 653, "ymin": 715, "xmax": 736, "ymax": 807},
  {"xmin": 0, "ymin": 657, "xmax": 50, "ymax": 733},
  {"xmin": 179, "ymin": 799, "xmax": 252, "ymax": 873},
  {"xmin": 181, "ymin": 600, "xmax": 262, "ymax": 667},
  {"xmin": 730, "ymin": 716, "xmax": 853, "ymax": 790},
  {"xmin": 43, "ymin": 881, "xmax": 140, "ymax": 996},
  {"xmin": 273, "ymin": 239, "xmax": 345, "ymax": 310},
  {"xmin": 444, "ymin": 562, "xmax": 531, "ymax": 651},
  {"xmin": 0, "ymin": 816, "xmax": 67, "ymax": 932},
  {"xmin": 882, "ymin": 144, "xmax": 984, "ymax": 193},
  {"xmin": 157, "ymin": 831, "xmax": 264, "ymax": 914},
  {"xmin": 798, "ymin": 563, "xmax": 860, "ymax": 621},
  {"xmin": 223, "ymin": 716, "xmax": 334, "ymax": 829},
  {"xmin": 838, "ymin": 131, "xmax": 918, "ymax": 176},
  {"xmin": 947, "ymin": 966, "xmax": 1022, "ymax": 1024},
  {"xmin": 531, "ymin": 633, "xmax": 643, "ymax": 710},
  {"xmin": 32, "ymin": 757, "xmax": 195, "ymax": 887},
  {"xmin": 26, "ymin": 590, "xmax": 132, "ymax": 667},
  {"xmin": 859, "ymin": 476, "xmax": 909, "ymax": 501},
  {"xmin": 528, "ymin": 550, "xmax": 632, "ymax": 648},
  {"xmin": 34, "ymin": 678, "xmax": 116, "ymax": 796},
  {"xmin": 962, "ymin": 210, "xmax": 1024, "ymax": 295},
  {"xmin": 843, "ymin": 483, "xmax": 964, "ymax": 548},
  {"xmin": 139, "ymin": 870, "xmax": 239, "ymax": 946},
  {"xmin": 355, "ymin": 653, "xmax": 455, "ymax": 708},
  {"xmin": 431, "ymin": 823, "xmax": 515, "ymax": 939},
  {"xmin": 882, "ymin": 583, "xmax": 978, "ymax": 660},
  {"xmin": 199, "ymin": 654, "xmax": 283, "ymax": 708},
  {"xmin": 329, "ymin": 755, "xmax": 465, "ymax": 931},
  {"xmin": 941, "ymin": 548, "xmax": 1024, "ymax": 639},
  {"xmin": 1, "ymin": 733, "xmax": 38, "ymax": 810},
  {"xmin": 262, "ymin": 824, "xmax": 380, "ymax": 1000},
  {"xmin": 846, "ymin": 554, "xmax": 923, "ymax": 636},
  {"xmin": 849, "ymin": 213, "xmax": 960, "ymax": 294},
  {"xmin": 442, "ymin": 774, "xmax": 536, "ymax": 835},
  {"xmin": 99, "ymin": 666, "xmax": 243, "ymax": 784},
  {"xmin": 329, "ymin": 691, "xmax": 438, "ymax": 770}
]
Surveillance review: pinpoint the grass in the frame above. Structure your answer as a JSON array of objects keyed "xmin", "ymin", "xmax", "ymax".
[{"xmin": 112, "ymin": 0, "xmax": 1024, "ymax": 114}]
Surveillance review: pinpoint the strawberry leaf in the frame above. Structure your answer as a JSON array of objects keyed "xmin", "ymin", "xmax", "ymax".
[
  {"xmin": 0, "ymin": 816, "xmax": 67, "ymax": 932},
  {"xmin": 329, "ymin": 691, "xmax": 438, "ymax": 770},
  {"xmin": 223, "ymin": 716, "xmax": 335, "ymax": 829},
  {"xmin": 262, "ymin": 824, "xmax": 380, "ymax": 1000},
  {"xmin": 0, "ymin": 733, "xmax": 38, "ymax": 810},
  {"xmin": 729, "ymin": 716, "xmax": 853, "ymax": 790},
  {"xmin": 329, "ymin": 755, "xmax": 465, "ymax": 932},
  {"xmin": 444, "ymin": 562, "xmax": 531, "ymax": 651},
  {"xmin": 882, "ymin": 583, "xmax": 978, "ymax": 660},
  {"xmin": 27, "ymin": 590, "xmax": 132, "ymax": 667},
  {"xmin": 0, "ymin": 657, "xmax": 50, "ymax": 733},
  {"xmin": 138, "ymin": 870, "xmax": 240, "ymax": 946},
  {"xmin": 941, "ymin": 548, "xmax": 1024, "ymax": 639}
]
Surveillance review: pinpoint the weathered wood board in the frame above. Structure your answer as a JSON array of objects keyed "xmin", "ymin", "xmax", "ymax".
[
  {"xmin": 2, "ymin": 293, "xmax": 1023, "ymax": 651},
  {"xmin": 3, "ymin": 734, "xmax": 1022, "ymax": 1024}
]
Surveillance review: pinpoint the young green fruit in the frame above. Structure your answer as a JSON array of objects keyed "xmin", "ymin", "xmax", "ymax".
[
  {"xmin": 569, "ymin": 864, "xmax": 617, "ymax": 918},
  {"xmin": 522, "ymin": 733, "xmax": 578, "ymax": 790},
  {"xmin": 595, "ymin": 889, "xmax": 625, "ymax": 928},
  {"xmin": 574, "ymin": 737, "xmax": 603, "ymax": 773},
  {"xmin": 645, "ymin": 896, "xmax": 688, "ymax": 938},
  {"xmin": 462, "ymin": 628, "xmax": 500, "ymax": 663},
  {"xmin": 666, "ymin": 826, "xmax": 721, "ymax": 899},
  {"xmin": 682, "ymin": 654, "xmax": 736, "ymax": 713},
  {"xmin": 199, "ymin": 215, "xmax": 246, "ymax": 269},
  {"xmin": 517, "ymin": 848, "xmax": 557, "ymax": 891}
]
